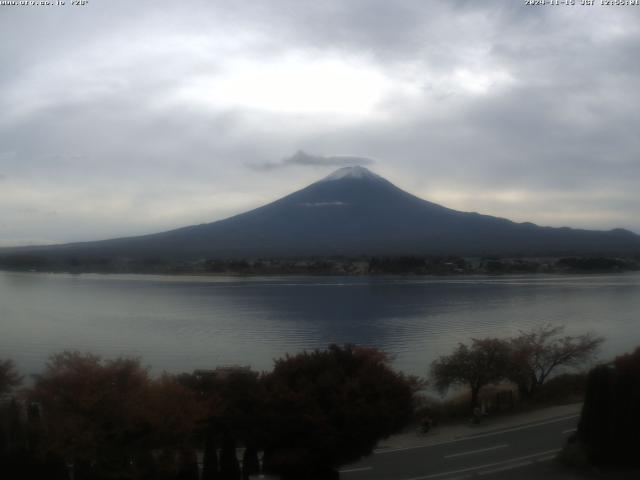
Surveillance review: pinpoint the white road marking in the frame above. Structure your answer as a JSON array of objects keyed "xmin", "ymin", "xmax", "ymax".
[
  {"xmin": 401, "ymin": 448, "xmax": 561, "ymax": 480},
  {"xmin": 536, "ymin": 454, "xmax": 559, "ymax": 462},
  {"xmin": 338, "ymin": 466, "xmax": 372, "ymax": 473},
  {"xmin": 562, "ymin": 428, "xmax": 577, "ymax": 434},
  {"xmin": 478, "ymin": 460, "xmax": 532, "ymax": 475},
  {"xmin": 375, "ymin": 415, "xmax": 579, "ymax": 455},
  {"xmin": 479, "ymin": 452, "xmax": 557, "ymax": 475},
  {"xmin": 444, "ymin": 444, "xmax": 508, "ymax": 459}
]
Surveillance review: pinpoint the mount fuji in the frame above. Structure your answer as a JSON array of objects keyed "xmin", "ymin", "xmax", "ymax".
[{"xmin": 5, "ymin": 166, "xmax": 640, "ymax": 259}]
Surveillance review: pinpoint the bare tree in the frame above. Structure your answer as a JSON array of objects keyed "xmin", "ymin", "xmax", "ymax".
[
  {"xmin": 0, "ymin": 359, "xmax": 22, "ymax": 395},
  {"xmin": 431, "ymin": 338, "xmax": 510, "ymax": 410},
  {"xmin": 507, "ymin": 324, "xmax": 604, "ymax": 399}
]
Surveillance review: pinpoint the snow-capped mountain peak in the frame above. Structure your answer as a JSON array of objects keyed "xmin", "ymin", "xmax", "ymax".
[{"xmin": 321, "ymin": 165, "xmax": 382, "ymax": 182}]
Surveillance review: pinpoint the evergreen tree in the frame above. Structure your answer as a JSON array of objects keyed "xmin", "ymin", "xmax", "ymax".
[
  {"xmin": 134, "ymin": 450, "xmax": 159, "ymax": 480},
  {"xmin": 176, "ymin": 448, "xmax": 199, "ymax": 480},
  {"xmin": 201, "ymin": 428, "xmax": 219, "ymax": 480},
  {"xmin": 156, "ymin": 449, "xmax": 178, "ymax": 480},
  {"xmin": 578, "ymin": 364, "xmax": 613, "ymax": 463},
  {"xmin": 219, "ymin": 431, "xmax": 241, "ymax": 480},
  {"xmin": 241, "ymin": 444, "xmax": 260, "ymax": 480}
]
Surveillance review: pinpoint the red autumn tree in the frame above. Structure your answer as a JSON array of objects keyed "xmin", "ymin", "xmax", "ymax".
[{"xmin": 261, "ymin": 344, "xmax": 419, "ymax": 479}]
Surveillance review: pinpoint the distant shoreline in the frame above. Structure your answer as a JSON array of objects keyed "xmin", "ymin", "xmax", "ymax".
[{"xmin": 1, "ymin": 254, "xmax": 639, "ymax": 277}]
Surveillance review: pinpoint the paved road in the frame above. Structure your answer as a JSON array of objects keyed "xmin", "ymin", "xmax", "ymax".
[{"xmin": 340, "ymin": 414, "xmax": 579, "ymax": 480}]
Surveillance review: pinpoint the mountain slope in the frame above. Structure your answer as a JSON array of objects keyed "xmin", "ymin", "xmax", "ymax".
[{"xmin": 5, "ymin": 166, "xmax": 640, "ymax": 259}]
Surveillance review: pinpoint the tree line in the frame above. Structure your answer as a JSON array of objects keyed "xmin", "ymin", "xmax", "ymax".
[
  {"xmin": 2, "ymin": 254, "xmax": 638, "ymax": 275},
  {"xmin": 0, "ymin": 345, "xmax": 418, "ymax": 480}
]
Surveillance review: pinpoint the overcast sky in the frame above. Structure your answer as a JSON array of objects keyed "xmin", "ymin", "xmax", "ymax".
[{"xmin": 1, "ymin": 0, "xmax": 639, "ymax": 246}]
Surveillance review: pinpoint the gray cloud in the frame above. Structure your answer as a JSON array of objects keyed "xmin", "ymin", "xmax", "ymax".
[
  {"xmin": 1, "ymin": 1, "xmax": 639, "ymax": 244},
  {"xmin": 248, "ymin": 150, "xmax": 375, "ymax": 170}
]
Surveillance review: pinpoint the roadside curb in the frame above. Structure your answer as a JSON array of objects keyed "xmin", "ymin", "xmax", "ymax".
[
  {"xmin": 462, "ymin": 413, "xmax": 581, "ymax": 439},
  {"xmin": 375, "ymin": 403, "xmax": 582, "ymax": 453}
]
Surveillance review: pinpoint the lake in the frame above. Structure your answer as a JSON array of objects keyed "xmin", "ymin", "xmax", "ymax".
[{"xmin": 1, "ymin": 271, "xmax": 639, "ymax": 377}]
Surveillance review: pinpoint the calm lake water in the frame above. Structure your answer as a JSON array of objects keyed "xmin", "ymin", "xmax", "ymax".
[{"xmin": 1, "ymin": 271, "xmax": 639, "ymax": 377}]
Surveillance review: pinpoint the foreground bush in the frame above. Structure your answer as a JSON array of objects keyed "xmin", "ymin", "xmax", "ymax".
[
  {"xmin": 1, "ymin": 345, "xmax": 420, "ymax": 480},
  {"xmin": 261, "ymin": 344, "xmax": 420, "ymax": 479},
  {"xmin": 532, "ymin": 372, "xmax": 587, "ymax": 405}
]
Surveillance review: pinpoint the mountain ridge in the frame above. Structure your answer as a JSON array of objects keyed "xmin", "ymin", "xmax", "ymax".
[{"xmin": 3, "ymin": 165, "xmax": 640, "ymax": 260}]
